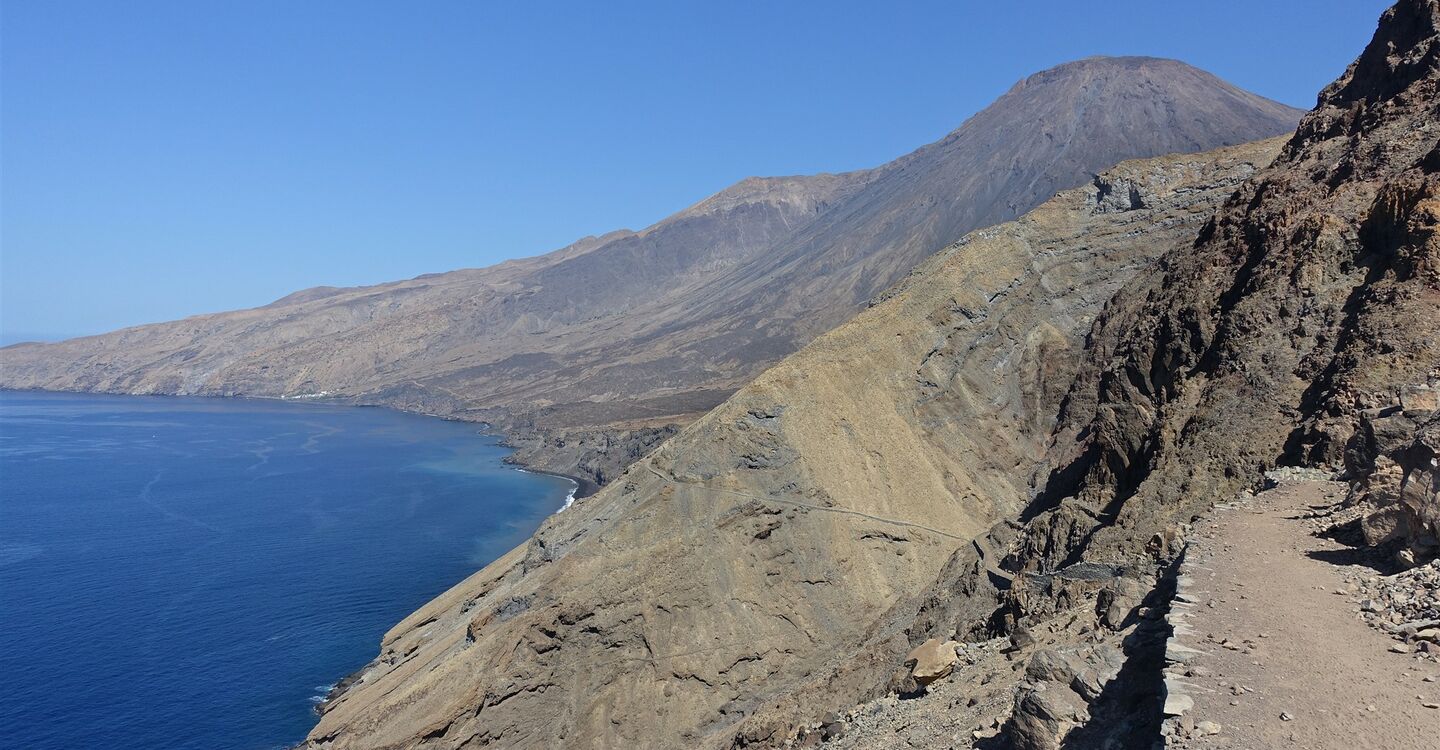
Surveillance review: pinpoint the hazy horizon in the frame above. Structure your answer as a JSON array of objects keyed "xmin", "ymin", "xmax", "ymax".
[{"xmin": 2, "ymin": 0, "xmax": 1391, "ymax": 337}]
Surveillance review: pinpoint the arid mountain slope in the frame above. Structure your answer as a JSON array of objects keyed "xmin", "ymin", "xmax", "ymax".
[
  {"xmin": 309, "ymin": 1, "xmax": 1440, "ymax": 745},
  {"xmin": 720, "ymin": 2, "xmax": 1440, "ymax": 746},
  {"xmin": 302, "ymin": 138, "xmax": 1285, "ymax": 749},
  {"xmin": 0, "ymin": 58, "xmax": 1300, "ymax": 469}
]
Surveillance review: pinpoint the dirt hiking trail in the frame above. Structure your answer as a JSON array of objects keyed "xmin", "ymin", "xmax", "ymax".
[{"xmin": 1168, "ymin": 480, "xmax": 1440, "ymax": 749}]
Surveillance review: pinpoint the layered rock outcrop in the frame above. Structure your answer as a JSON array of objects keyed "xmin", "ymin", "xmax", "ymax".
[
  {"xmin": 299, "ymin": 3, "xmax": 1440, "ymax": 747},
  {"xmin": 845, "ymin": 2, "xmax": 1440, "ymax": 746},
  {"xmin": 1348, "ymin": 389, "xmax": 1439, "ymax": 562},
  {"xmin": 302, "ymin": 139, "xmax": 1285, "ymax": 749}
]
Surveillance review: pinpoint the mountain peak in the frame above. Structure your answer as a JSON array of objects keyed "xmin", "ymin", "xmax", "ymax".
[
  {"xmin": 0, "ymin": 55, "xmax": 1304, "ymax": 458},
  {"xmin": 1003, "ymin": 54, "xmax": 1294, "ymax": 109},
  {"xmin": 1048, "ymin": 53, "xmax": 1185, "ymax": 68},
  {"xmin": 923, "ymin": 56, "xmax": 1303, "ymax": 182}
]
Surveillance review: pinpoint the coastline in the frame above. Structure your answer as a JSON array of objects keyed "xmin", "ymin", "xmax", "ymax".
[
  {"xmin": 502, "ymin": 460, "xmax": 594, "ymax": 500},
  {"xmin": 1, "ymin": 387, "xmax": 586, "ymax": 741},
  {"xmin": 0, "ymin": 388, "xmax": 572, "ymax": 750},
  {"xmin": 509, "ymin": 465, "xmax": 582, "ymax": 510},
  {"xmin": 0, "ymin": 386, "xmax": 606, "ymax": 499}
]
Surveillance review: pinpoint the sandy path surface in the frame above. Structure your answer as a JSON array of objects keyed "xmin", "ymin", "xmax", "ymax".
[{"xmin": 1171, "ymin": 480, "xmax": 1440, "ymax": 749}]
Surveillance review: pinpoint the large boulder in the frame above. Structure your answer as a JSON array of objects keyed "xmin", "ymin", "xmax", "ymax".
[
  {"xmin": 1025, "ymin": 649, "xmax": 1078, "ymax": 683},
  {"xmin": 1401, "ymin": 385, "xmax": 1440, "ymax": 414},
  {"xmin": 1347, "ymin": 398, "xmax": 1440, "ymax": 564},
  {"xmin": 1096, "ymin": 576, "xmax": 1150, "ymax": 630},
  {"xmin": 904, "ymin": 638, "xmax": 960, "ymax": 685},
  {"xmin": 1009, "ymin": 685, "xmax": 1088, "ymax": 750},
  {"xmin": 1363, "ymin": 503, "xmax": 1412, "ymax": 546},
  {"xmin": 1005, "ymin": 645, "xmax": 1125, "ymax": 750}
]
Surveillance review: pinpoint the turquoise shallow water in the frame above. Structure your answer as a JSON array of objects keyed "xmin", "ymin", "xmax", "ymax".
[{"xmin": 0, "ymin": 390, "xmax": 572, "ymax": 750}]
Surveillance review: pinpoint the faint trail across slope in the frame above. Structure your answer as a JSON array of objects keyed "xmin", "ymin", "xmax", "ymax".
[
  {"xmin": 643, "ymin": 464, "xmax": 968, "ymax": 542},
  {"xmin": 642, "ymin": 464, "xmax": 1016, "ymax": 584}
]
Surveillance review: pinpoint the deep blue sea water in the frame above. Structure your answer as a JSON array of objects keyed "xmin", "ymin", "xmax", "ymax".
[{"xmin": 0, "ymin": 391, "xmax": 573, "ymax": 750}]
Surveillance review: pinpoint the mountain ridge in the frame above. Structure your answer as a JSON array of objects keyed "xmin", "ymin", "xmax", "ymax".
[
  {"xmin": 300, "ymin": 135, "xmax": 1291, "ymax": 750},
  {"xmin": 294, "ymin": 1, "xmax": 1440, "ymax": 743},
  {"xmin": 0, "ymin": 56, "xmax": 1303, "ymax": 491}
]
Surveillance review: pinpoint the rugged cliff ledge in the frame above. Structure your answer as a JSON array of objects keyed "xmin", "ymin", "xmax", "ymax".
[
  {"xmin": 1012, "ymin": 0, "xmax": 1440, "ymax": 573},
  {"xmin": 500, "ymin": 424, "xmax": 681, "ymax": 498},
  {"xmin": 771, "ymin": 2, "xmax": 1440, "ymax": 746},
  {"xmin": 305, "ymin": 1, "xmax": 1440, "ymax": 745},
  {"xmin": 302, "ymin": 138, "xmax": 1285, "ymax": 749}
]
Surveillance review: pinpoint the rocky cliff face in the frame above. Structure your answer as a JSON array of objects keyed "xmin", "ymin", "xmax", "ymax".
[
  {"xmin": 787, "ymin": 2, "xmax": 1440, "ymax": 747},
  {"xmin": 0, "ymin": 58, "xmax": 1301, "ymax": 487},
  {"xmin": 306, "ymin": 2, "xmax": 1440, "ymax": 746},
  {"xmin": 1009, "ymin": 0, "xmax": 1440, "ymax": 574},
  {"xmin": 500, "ymin": 424, "xmax": 680, "ymax": 497},
  {"xmin": 301, "ymin": 138, "xmax": 1285, "ymax": 749}
]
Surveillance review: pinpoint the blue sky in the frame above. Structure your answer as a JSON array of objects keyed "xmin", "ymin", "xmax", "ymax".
[{"xmin": 1, "ymin": 1, "xmax": 1392, "ymax": 339}]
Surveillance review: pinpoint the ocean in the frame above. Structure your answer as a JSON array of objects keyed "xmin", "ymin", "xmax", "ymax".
[{"xmin": 0, "ymin": 390, "xmax": 573, "ymax": 749}]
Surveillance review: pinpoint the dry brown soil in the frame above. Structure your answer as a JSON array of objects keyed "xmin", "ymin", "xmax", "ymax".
[{"xmin": 1174, "ymin": 481, "xmax": 1440, "ymax": 749}]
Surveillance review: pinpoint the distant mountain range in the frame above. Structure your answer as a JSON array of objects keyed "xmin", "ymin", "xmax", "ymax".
[{"xmin": 0, "ymin": 56, "xmax": 1302, "ymax": 485}]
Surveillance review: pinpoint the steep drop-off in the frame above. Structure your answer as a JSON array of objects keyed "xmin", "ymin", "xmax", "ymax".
[
  {"xmin": 311, "ymin": 0, "xmax": 1440, "ymax": 744},
  {"xmin": 0, "ymin": 58, "xmax": 1301, "ymax": 485},
  {"xmin": 302, "ymin": 138, "xmax": 1286, "ymax": 749},
  {"xmin": 736, "ymin": 1, "xmax": 1440, "ymax": 746}
]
